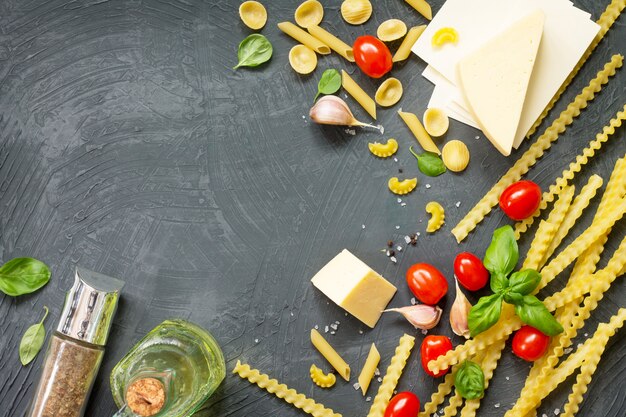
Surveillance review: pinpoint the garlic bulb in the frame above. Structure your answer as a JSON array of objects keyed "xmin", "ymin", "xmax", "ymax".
[
  {"xmin": 450, "ymin": 280, "xmax": 472, "ymax": 338},
  {"xmin": 384, "ymin": 305, "xmax": 442, "ymax": 330},
  {"xmin": 309, "ymin": 95, "xmax": 383, "ymax": 132}
]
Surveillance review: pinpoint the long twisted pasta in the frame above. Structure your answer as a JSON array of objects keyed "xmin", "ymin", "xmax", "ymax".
[
  {"xmin": 522, "ymin": 220, "xmax": 559, "ymax": 270},
  {"xmin": 232, "ymin": 361, "xmax": 342, "ymax": 417},
  {"xmin": 367, "ymin": 334, "xmax": 415, "ymax": 417},
  {"xmin": 451, "ymin": 55, "xmax": 623, "ymax": 243},
  {"xmin": 526, "ymin": 0, "xmax": 626, "ymax": 137},
  {"xmin": 419, "ymin": 372, "xmax": 456, "ymax": 417},
  {"xmin": 443, "ymin": 392, "xmax": 464, "ymax": 417}
]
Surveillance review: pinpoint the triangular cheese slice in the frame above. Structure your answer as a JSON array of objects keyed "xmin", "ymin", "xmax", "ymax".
[{"xmin": 457, "ymin": 10, "xmax": 545, "ymax": 156}]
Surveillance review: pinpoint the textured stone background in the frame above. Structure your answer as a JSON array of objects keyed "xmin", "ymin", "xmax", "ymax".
[{"xmin": 0, "ymin": 1, "xmax": 624, "ymax": 416}]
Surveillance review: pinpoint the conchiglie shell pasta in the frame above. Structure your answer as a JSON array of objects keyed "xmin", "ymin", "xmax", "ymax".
[
  {"xmin": 375, "ymin": 78, "xmax": 403, "ymax": 107},
  {"xmin": 295, "ymin": 0, "xmax": 324, "ymax": 28},
  {"xmin": 423, "ymin": 108, "xmax": 449, "ymax": 137},
  {"xmin": 442, "ymin": 140, "xmax": 470, "ymax": 172},
  {"xmin": 289, "ymin": 45, "xmax": 317, "ymax": 74},
  {"xmin": 239, "ymin": 1, "xmax": 267, "ymax": 30},
  {"xmin": 377, "ymin": 19, "xmax": 408, "ymax": 42},
  {"xmin": 341, "ymin": 0, "xmax": 372, "ymax": 25}
]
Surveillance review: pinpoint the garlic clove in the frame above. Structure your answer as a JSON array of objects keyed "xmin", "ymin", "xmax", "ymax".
[
  {"xmin": 309, "ymin": 95, "xmax": 384, "ymax": 133},
  {"xmin": 450, "ymin": 280, "xmax": 472, "ymax": 338},
  {"xmin": 384, "ymin": 305, "xmax": 442, "ymax": 330}
]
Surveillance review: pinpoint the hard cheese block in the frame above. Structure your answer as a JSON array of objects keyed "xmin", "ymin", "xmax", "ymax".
[
  {"xmin": 457, "ymin": 10, "xmax": 545, "ymax": 156},
  {"xmin": 311, "ymin": 249, "xmax": 396, "ymax": 328}
]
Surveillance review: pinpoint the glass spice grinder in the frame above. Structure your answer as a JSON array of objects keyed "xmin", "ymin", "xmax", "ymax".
[{"xmin": 26, "ymin": 266, "xmax": 124, "ymax": 417}]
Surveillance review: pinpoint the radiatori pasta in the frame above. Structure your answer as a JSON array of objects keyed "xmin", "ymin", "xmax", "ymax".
[
  {"xmin": 388, "ymin": 177, "xmax": 418, "ymax": 195},
  {"xmin": 368, "ymin": 138, "xmax": 398, "ymax": 158},
  {"xmin": 425, "ymin": 201, "xmax": 445, "ymax": 233},
  {"xmin": 309, "ymin": 364, "xmax": 336, "ymax": 388}
]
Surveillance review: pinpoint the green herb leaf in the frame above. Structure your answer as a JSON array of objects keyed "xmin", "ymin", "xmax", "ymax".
[
  {"xmin": 509, "ymin": 269, "xmax": 541, "ymax": 295},
  {"xmin": 514, "ymin": 295, "xmax": 564, "ymax": 336},
  {"xmin": 490, "ymin": 272, "xmax": 509, "ymax": 293},
  {"xmin": 19, "ymin": 306, "xmax": 48, "ymax": 365},
  {"xmin": 0, "ymin": 258, "xmax": 51, "ymax": 296},
  {"xmin": 483, "ymin": 226, "xmax": 518, "ymax": 276},
  {"xmin": 454, "ymin": 361, "xmax": 485, "ymax": 400},
  {"xmin": 233, "ymin": 34, "xmax": 273, "ymax": 69},
  {"xmin": 503, "ymin": 291, "xmax": 524, "ymax": 306},
  {"xmin": 468, "ymin": 293, "xmax": 503, "ymax": 337},
  {"xmin": 314, "ymin": 69, "xmax": 341, "ymax": 101},
  {"xmin": 409, "ymin": 147, "xmax": 446, "ymax": 177}
]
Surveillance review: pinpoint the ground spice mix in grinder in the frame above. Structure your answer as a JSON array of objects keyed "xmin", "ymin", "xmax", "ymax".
[{"xmin": 26, "ymin": 267, "xmax": 124, "ymax": 417}]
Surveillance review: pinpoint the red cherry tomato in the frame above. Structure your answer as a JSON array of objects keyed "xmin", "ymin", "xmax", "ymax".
[
  {"xmin": 453, "ymin": 252, "xmax": 489, "ymax": 291},
  {"xmin": 384, "ymin": 392, "xmax": 420, "ymax": 417},
  {"xmin": 352, "ymin": 36, "xmax": 393, "ymax": 78},
  {"xmin": 499, "ymin": 180, "xmax": 542, "ymax": 220},
  {"xmin": 406, "ymin": 263, "xmax": 448, "ymax": 305},
  {"xmin": 421, "ymin": 335, "xmax": 453, "ymax": 377},
  {"xmin": 512, "ymin": 325, "xmax": 551, "ymax": 361}
]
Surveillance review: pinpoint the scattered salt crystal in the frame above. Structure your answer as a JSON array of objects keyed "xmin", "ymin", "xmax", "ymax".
[
  {"xmin": 404, "ymin": 236, "xmax": 411, "ymax": 244},
  {"xmin": 410, "ymin": 297, "xmax": 416, "ymax": 305},
  {"xmin": 375, "ymin": 368, "xmax": 380, "ymax": 376},
  {"xmin": 475, "ymin": 135, "xmax": 480, "ymax": 140},
  {"xmin": 254, "ymin": 338, "xmax": 259, "ymax": 343},
  {"xmin": 397, "ymin": 198, "xmax": 402, "ymax": 203},
  {"xmin": 425, "ymin": 184, "xmax": 431, "ymax": 189},
  {"xmin": 330, "ymin": 331, "xmax": 336, "ymax": 335},
  {"xmin": 324, "ymin": 326, "xmax": 329, "ymax": 333},
  {"xmin": 359, "ymin": 330, "xmax": 364, "ymax": 334},
  {"xmin": 393, "ymin": 157, "xmax": 398, "ymax": 162},
  {"xmin": 344, "ymin": 94, "xmax": 348, "ymax": 99},
  {"xmin": 421, "ymin": 329, "xmax": 428, "ymax": 335},
  {"xmin": 345, "ymin": 128, "xmax": 356, "ymax": 136},
  {"xmin": 584, "ymin": 333, "xmax": 588, "ymax": 337},
  {"xmin": 554, "ymin": 409, "xmax": 560, "ymax": 415},
  {"xmin": 564, "ymin": 347, "xmax": 573, "ymax": 354},
  {"xmin": 302, "ymin": 115, "xmax": 306, "ymax": 119},
  {"xmin": 542, "ymin": 414, "xmax": 548, "ymax": 417},
  {"xmin": 362, "ymin": 224, "xmax": 366, "ymax": 229},
  {"xmin": 495, "ymin": 403, "xmax": 501, "ymax": 408},
  {"xmin": 345, "ymin": 312, "xmax": 348, "ymax": 316},
  {"xmin": 377, "ymin": 377, "xmax": 383, "ymax": 382},
  {"xmin": 396, "ymin": 245, "xmax": 403, "ymax": 252},
  {"xmin": 353, "ymin": 382, "xmax": 361, "ymax": 390},
  {"xmin": 330, "ymin": 323, "xmax": 338, "ymax": 331},
  {"xmin": 290, "ymin": 312, "xmax": 294, "ymax": 316},
  {"xmin": 401, "ymin": 202, "xmax": 407, "ymax": 207},
  {"xmin": 439, "ymin": 410, "xmax": 444, "ymax": 415},
  {"xmin": 366, "ymin": 397, "xmax": 372, "ymax": 402},
  {"xmin": 577, "ymin": 343, "xmax": 583, "ymax": 349},
  {"xmin": 505, "ymin": 376, "xmax": 510, "ymax": 381},
  {"xmin": 395, "ymin": 225, "xmax": 400, "ymax": 229},
  {"xmin": 390, "ymin": 256, "xmax": 397, "ymax": 263},
  {"xmin": 393, "ymin": 390, "xmax": 397, "ymax": 395},
  {"xmin": 335, "ymin": 320, "xmax": 340, "ymax": 324},
  {"xmin": 455, "ymin": 201, "xmax": 461, "ymax": 207},
  {"xmin": 314, "ymin": 325, "xmax": 319, "ymax": 330}
]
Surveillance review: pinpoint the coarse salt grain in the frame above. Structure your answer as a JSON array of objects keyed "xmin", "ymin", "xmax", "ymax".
[
  {"xmin": 554, "ymin": 409, "xmax": 560, "ymax": 415},
  {"xmin": 359, "ymin": 330, "xmax": 363, "ymax": 334},
  {"xmin": 377, "ymin": 377, "xmax": 383, "ymax": 382},
  {"xmin": 397, "ymin": 198, "xmax": 402, "ymax": 203},
  {"xmin": 475, "ymin": 135, "xmax": 480, "ymax": 140},
  {"xmin": 455, "ymin": 201, "xmax": 461, "ymax": 207},
  {"xmin": 505, "ymin": 376, "xmax": 510, "ymax": 381},
  {"xmin": 410, "ymin": 297, "xmax": 416, "ymax": 305},
  {"xmin": 396, "ymin": 245, "xmax": 402, "ymax": 252},
  {"xmin": 425, "ymin": 184, "xmax": 431, "ymax": 189},
  {"xmin": 330, "ymin": 331, "xmax": 336, "ymax": 335},
  {"xmin": 416, "ymin": 232, "xmax": 421, "ymax": 236},
  {"xmin": 494, "ymin": 403, "xmax": 500, "ymax": 408},
  {"xmin": 390, "ymin": 256, "xmax": 397, "ymax": 263},
  {"xmin": 353, "ymin": 382, "xmax": 360, "ymax": 390},
  {"xmin": 314, "ymin": 325, "xmax": 319, "ymax": 330},
  {"xmin": 324, "ymin": 326, "xmax": 329, "ymax": 333},
  {"xmin": 335, "ymin": 320, "xmax": 340, "ymax": 324},
  {"xmin": 366, "ymin": 397, "xmax": 371, "ymax": 402},
  {"xmin": 395, "ymin": 225, "xmax": 400, "ymax": 229},
  {"xmin": 393, "ymin": 157, "xmax": 398, "ymax": 162},
  {"xmin": 401, "ymin": 202, "xmax": 407, "ymax": 207},
  {"xmin": 374, "ymin": 368, "xmax": 380, "ymax": 376},
  {"xmin": 404, "ymin": 236, "xmax": 411, "ymax": 244},
  {"xmin": 254, "ymin": 338, "xmax": 259, "ymax": 343},
  {"xmin": 421, "ymin": 329, "xmax": 428, "ymax": 335},
  {"xmin": 330, "ymin": 323, "xmax": 338, "ymax": 330}
]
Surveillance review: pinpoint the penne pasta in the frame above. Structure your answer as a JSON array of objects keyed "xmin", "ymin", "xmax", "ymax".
[
  {"xmin": 398, "ymin": 110, "xmax": 440, "ymax": 154},
  {"xmin": 393, "ymin": 25, "xmax": 426, "ymax": 62},
  {"xmin": 308, "ymin": 25, "xmax": 355, "ymax": 62},
  {"xmin": 358, "ymin": 343, "xmax": 380, "ymax": 395},
  {"xmin": 278, "ymin": 22, "xmax": 331, "ymax": 55},
  {"xmin": 310, "ymin": 329, "xmax": 350, "ymax": 381},
  {"xmin": 405, "ymin": 0, "xmax": 432, "ymax": 20},
  {"xmin": 341, "ymin": 70, "xmax": 376, "ymax": 119}
]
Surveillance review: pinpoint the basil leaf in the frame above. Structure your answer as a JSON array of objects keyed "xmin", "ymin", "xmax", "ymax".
[
  {"xmin": 468, "ymin": 293, "xmax": 503, "ymax": 337},
  {"xmin": 19, "ymin": 306, "xmax": 48, "ymax": 365},
  {"xmin": 233, "ymin": 34, "xmax": 273, "ymax": 69},
  {"xmin": 314, "ymin": 69, "xmax": 341, "ymax": 101},
  {"xmin": 483, "ymin": 226, "xmax": 518, "ymax": 276},
  {"xmin": 509, "ymin": 269, "xmax": 541, "ymax": 295},
  {"xmin": 455, "ymin": 361, "xmax": 485, "ymax": 400},
  {"xmin": 0, "ymin": 258, "xmax": 51, "ymax": 296},
  {"xmin": 410, "ymin": 147, "xmax": 446, "ymax": 177},
  {"xmin": 503, "ymin": 291, "xmax": 524, "ymax": 306},
  {"xmin": 514, "ymin": 295, "xmax": 564, "ymax": 336},
  {"xmin": 490, "ymin": 272, "xmax": 509, "ymax": 293}
]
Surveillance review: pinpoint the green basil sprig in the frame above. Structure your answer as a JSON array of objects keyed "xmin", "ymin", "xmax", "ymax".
[
  {"xmin": 233, "ymin": 34, "xmax": 273, "ymax": 69},
  {"xmin": 468, "ymin": 226, "xmax": 563, "ymax": 337},
  {"xmin": 409, "ymin": 147, "xmax": 446, "ymax": 177},
  {"xmin": 20, "ymin": 306, "xmax": 48, "ymax": 365},
  {"xmin": 314, "ymin": 69, "xmax": 341, "ymax": 101},
  {"xmin": 0, "ymin": 258, "xmax": 51, "ymax": 296},
  {"xmin": 454, "ymin": 360, "xmax": 485, "ymax": 400}
]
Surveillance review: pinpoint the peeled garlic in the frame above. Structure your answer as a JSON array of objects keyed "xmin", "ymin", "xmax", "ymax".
[
  {"xmin": 450, "ymin": 281, "xmax": 472, "ymax": 338},
  {"xmin": 442, "ymin": 140, "xmax": 470, "ymax": 172},
  {"xmin": 377, "ymin": 19, "xmax": 408, "ymax": 42},
  {"xmin": 375, "ymin": 78, "xmax": 403, "ymax": 107},
  {"xmin": 309, "ymin": 95, "xmax": 382, "ymax": 132},
  {"xmin": 384, "ymin": 305, "xmax": 442, "ymax": 330},
  {"xmin": 341, "ymin": 0, "xmax": 372, "ymax": 25}
]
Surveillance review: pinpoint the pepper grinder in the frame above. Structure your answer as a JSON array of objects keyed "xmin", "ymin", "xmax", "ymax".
[{"xmin": 26, "ymin": 267, "xmax": 124, "ymax": 417}]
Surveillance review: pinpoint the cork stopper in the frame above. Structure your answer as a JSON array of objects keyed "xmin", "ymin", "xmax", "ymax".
[{"xmin": 125, "ymin": 378, "xmax": 166, "ymax": 417}]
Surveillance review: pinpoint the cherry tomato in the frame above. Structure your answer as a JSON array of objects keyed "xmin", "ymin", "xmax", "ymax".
[
  {"xmin": 406, "ymin": 263, "xmax": 448, "ymax": 305},
  {"xmin": 499, "ymin": 180, "xmax": 542, "ymax": 221},
  {"xmin": 421, "ymin": 335, "xmax": 453, "ymax": 377},
  {"xmin": 512, "ymin": 325, "xmax": 551, "ymax": 361},
  {"xmin": 353, "ymin": 36, "xmax": 393, "ymax": 78},
  {"xmin": 384, "ymin": 392, "xmax": 420, "ymax": 417},
  {"xmin": 453, "ymin": 252, "xmax": 489, "ymax": 291}
]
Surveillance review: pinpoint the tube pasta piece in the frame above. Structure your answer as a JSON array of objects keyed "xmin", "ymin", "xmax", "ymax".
[
  {"xmin": 393, "ymin": 25, "xmax": 426, "ymax": 62},
  {"xmin": 310, "ymin": 329, "xmax": 350, "ymax": 381},
  {"xmin": 295, "ymin": 0, "xmax": 324, "ymax": 29},
  {"xmin": 423, "ymin": 108, "xmax": 450, "ymax": 137},
  {"xmin": 405, "ymin": 0, "xmax": 432, "ymax": 20},
  {"xmin": 377, "ymin": 19, "xmax": 408, "ymax": 42},
  {"xmin": 233, "ymin": 361, "xmax": 342, "ymax": 417},
  {"xmin": 388, "ymin": 177, "xmax": 418, "ymax": 195},
  {"xmin": 432, "ymin": 27, "xmax": 458, "ymax": 47},
  {"xmin": 239, "ymin": 1, "xmax": 267, "ymax": 30},
  {"xmin": 451, "ymin": 54, "xmax": 623, "ymax": 243},
  {"xmin": 341, "ymin": 0, "xmax": 372, "ymax": 25},
  {"xmin": 375, "ymin": 78, "xmax": 403, "ymax": 107},
  {"xmin": 278, "ymin": 22, "xmax": 331, "ymax": 55},
  {"xmin": 368, "ymin": 138, "xmax": 398, "ymax": 158},
  {"xmin": 310, "ymin": 364, "xmax": 336, "ymax": 388},
  {"xmin": 341, "ymin": 70, "xmax": 376, "ymax": 119},
  {"xmin": 358, "ymin": 344, "xmax": 380, "ymax": 395},
  {"xmin": 308, "ymin": 25, "xmax": 355, "ymax": 62},
  {"xmin": 527, "ymin": 0, "xmax": 626, "ymax": 138},
  {"xmin": 425, "ymin": 201, "xmax": 445, "ymax": 233},
  {"xmin": 289, "ymin": 45, "xmax": 318, "ymax": 74},
  {"xmin": 398, "ymin": 110, "xmax": 440, "ymax": 154},
  {"xmin": 367, "ymin": 334, "xmax": 415, "ymax": 417}
]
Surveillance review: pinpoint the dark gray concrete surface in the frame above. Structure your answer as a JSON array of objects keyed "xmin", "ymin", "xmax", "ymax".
[{"xmin": 0, "ymin": 1, "xmax": 624, "ymax": 416}]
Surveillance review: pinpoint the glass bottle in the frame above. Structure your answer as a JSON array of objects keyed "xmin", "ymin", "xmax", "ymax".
[
  {"xmin": 110, "ymin": 319, "xmax": 225, "ymax": 417},
  {"xmin": 27, "ymin": 267, "xmax": 124, "ymax": 417}
]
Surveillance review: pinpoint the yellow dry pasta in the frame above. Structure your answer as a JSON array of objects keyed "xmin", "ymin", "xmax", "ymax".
[
  {"xmin": 375, "ymin": 78, "xmax": 403, "ymax": 107},
  {"xmin": 289, "ymin": 45, "xmax": 318, "ymax": 74},
  {"xmin": 419, "ymin": 372, "xmax": 456, "ymax": 417},
  {"xmin": 398, "ymin": 110, "xmax": 440, "ymax": 154},
  {"xmin": 432, "ymin": 27, "xmax": 459, "ymax": 47},
  {"xmin": 295, "ymin": 0, "xmax": 324, "ymax": 29},
  {"xmin": 233, "ymin": 360, "xmax": 342, "ymax": 417},
  {"xmin": 393, "ymin": 25, "xmax": 427, "ymax": 62},
  {"xmin": 442, "ymin": 392, "xmax": 463, "ymax": 417},
  {"xmin": 310, "ymin": 329, "xmax": 350, "ymax": 381},
  {"xmin": 239, "ymin": 1, "xmax": 267, "ymax": 30},
  {"xmin": 358, "ymin": 343, "xmax": 380, "ymax": 395},
  {"xmin": 526, "ymin": 0, "xmax": 626, "ymax": 138},
  {"xmin": 405, "ymin": 0, "xmax": 432, "ymax": 20},
  {"xmin": 521, "ymin": 220, "xmax": 559, "ymax": 271},
  {"xmin": 310, "ymin": 364, "xmax": 336, "ymax": 388},
  {"xmin": 537, "ymin": 185, "xmax": 576, "ymax": 266},
  {"xmin": 450, "ymin": 54, "xmax": 623, "ymax": 243},
  {"xmin": 377, "ymin": 19, "xmax": 408, "ymax": 42},
  {"xmin": 388, "ymin": 177, "xmax": 418, "ymax": 195},
  {"xmin": 278, "ymin": 22, "xmax": 331, "ymax": 55},
  {"xmin": 424, "ymin": 108, "xmax": 450, "ymax": 137},
  {"xmin": 442, "ymin": 140, "xmax": 470, "ymax": 173},
  {"xmin": 367, "ymin": 334, "xmax": 415, "ymax": 417},
  {"xmin": 342, "ymin": 70, "xmax": 376, "ymax": 119},
  {"xmin": 368, "ymin": 138, "xmax": 398, "ymax": 158},
  {"xmin": 426, "ymin": 201, "xmax": 445, "ymax": 233},
  {"xmin": 341, "ymin": 0, "xmax": 372, "ymax": 25},
  {"xmin": 308, "ymin": 25, "xmax": 355, "ymax": 62}
]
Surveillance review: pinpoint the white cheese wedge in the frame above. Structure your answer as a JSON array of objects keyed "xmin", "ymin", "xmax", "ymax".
[
  {"xmin": 457, "ymin": 10, "xmax": 545, "ymax": 156},
  {"xmin": 311, "ymin": 249, "xmax": 397, "ymax": 328}
]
